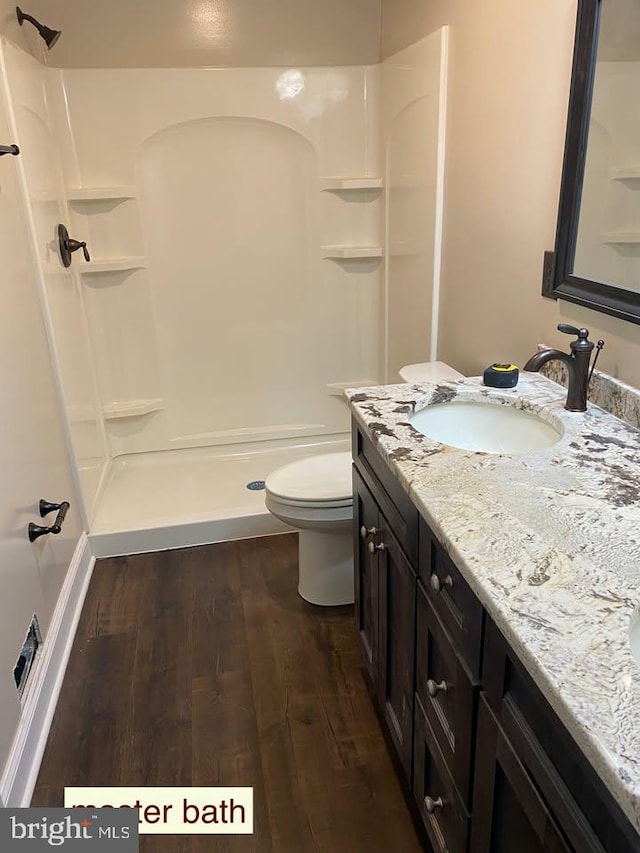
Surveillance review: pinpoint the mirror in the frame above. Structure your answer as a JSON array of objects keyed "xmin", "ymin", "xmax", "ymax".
[{"xmin": 546, "ymin": 0, "xmax": 640, "ymax": 324}]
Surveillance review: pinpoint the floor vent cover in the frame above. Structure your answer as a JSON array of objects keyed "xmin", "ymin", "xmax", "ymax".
[
  {"xmin": 14, "ymin": 614, "xmax": 42, "ymax": 699},
  {"xmin": 246, "ymin": 480, "xmax": 266, "ymax": 491}
]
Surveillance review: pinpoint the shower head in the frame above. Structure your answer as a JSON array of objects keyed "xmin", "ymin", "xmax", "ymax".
[{"xmin": 16, "ymin": 6, "xmax": 61, "ymax": 50}]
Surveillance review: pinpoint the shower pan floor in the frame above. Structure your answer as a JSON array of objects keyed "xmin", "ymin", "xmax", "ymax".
[{"xmin": 89, "ymin": 436, "xmax": 350, "ymax": 557}]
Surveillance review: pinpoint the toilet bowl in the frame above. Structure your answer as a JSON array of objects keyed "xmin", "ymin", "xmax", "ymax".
[
  {"xmin": 265, "ymin": 362, "xmax": 464, "ymax": 606},
  {"xmin": 265, "ymin": 452, "xmax": 354, "ymax": 606}
]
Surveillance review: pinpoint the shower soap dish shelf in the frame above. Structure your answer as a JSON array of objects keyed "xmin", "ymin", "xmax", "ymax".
[
  {"xmin": 610, "ymin": 167, "xmax": 640, "ymax": 183},
  {"xmin": 601, "ymin": 232, "xmax": 640, "ymax": 246},
  {"xmin": 103, "ymin": 399, "xmax": 164, "ymax": 420},
  {"xmin": 67, "ymin": 186, "xmax": 137, "ymax": 201},
  {"xmin": 322, "ymin": 245, "xmax": 383, "ymax": 260},
  {"xmin": 320, "ymin": 177, "xmax": 383, "ymax": 191},
  {"xmin": 81, "ymin": 256, "xmax": 146, "ymax": 273}
]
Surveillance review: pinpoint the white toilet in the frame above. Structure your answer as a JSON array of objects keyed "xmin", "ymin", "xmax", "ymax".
[
  {"xmin": 265, "ymin": 452, "xmax": 354, "ymax": 606},
  {"xmin": 264, "ymin": 361, "xmax": 464, "ymax": 606}
]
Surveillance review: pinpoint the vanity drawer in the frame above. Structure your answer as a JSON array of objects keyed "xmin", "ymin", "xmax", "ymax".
[
  {"xmin": 413, "ymin": 694, "xmax": 470, "ymax": 853},
  {"xmin": 352, "ymin": 421, "xmax": 418, "ymax": 564},
  {"xmin": 416, "ymin": 581, "xmax": 478, "ymax": 805},
  {"xmin": 419, "ymin": 516, "xmax": 484, "ymax": 678}
]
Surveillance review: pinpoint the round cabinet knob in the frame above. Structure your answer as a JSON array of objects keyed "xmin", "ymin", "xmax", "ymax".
[
  {"xmin": 430, "ymin": 573, "xmax": 453, "ymax": 594},
  {"xmin": 424, "ymin": 796, "xmax": 443, "ymax": 815},
  {"xmin": 368, "ymin": 541, "xmax": 386, "ymax": 554},
  {"xmin": 360, "ymin": 525, "xmax": 377, "ymax": 540},
  {"xmin": 427, "ymin": 679, "xmax": 448, "ymax": 698}
]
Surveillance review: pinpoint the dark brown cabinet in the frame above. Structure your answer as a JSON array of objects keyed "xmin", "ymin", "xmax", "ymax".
[
  {"xmin": 471, "ymin": 695, "xmax": 572, "ymax": 853},
  {"xmin": 351, "ymin": 419, "xmax": 640, "ymax": 853},
  {"xmin": 414, "ymin": 694, "xmax": 470, "ymax": 853},
  {"xmin": 416, "ymin": 582, "xmax": 478, "ymax": 805},
  {"xmin": 479, "ymin": 619, "xmax": 639, "ymax": 853},
  {"xmin": 353, "ymin": 464, "xmax": 380, "ymax": 686},
  {"xmin": 377, "ymin": 522, "xmax": 416, "ymax": 777},
  {"xmin": 419, "ymin": 518, "xmax": 484, "ymax": 679},
  {"xmin": 352, "ymin": 463, "xmax": 416, "ymax": 778}
]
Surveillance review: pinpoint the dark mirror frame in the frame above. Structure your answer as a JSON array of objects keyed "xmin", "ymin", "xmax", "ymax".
[{"xmin": 544, "ymin": 0, "xmax": 640, "ymax": 324}]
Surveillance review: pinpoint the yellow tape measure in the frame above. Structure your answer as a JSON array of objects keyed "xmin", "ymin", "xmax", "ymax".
[
  {"xmin": 483, "ymin": 363, "xmax": 519, "ymax": 388},
  {"xmin": 491, "ymin": 363, "xmax": 518, "ymax": 372}
]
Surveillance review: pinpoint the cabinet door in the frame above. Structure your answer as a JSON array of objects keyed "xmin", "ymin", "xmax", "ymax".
[
  {"xmin": 471, "ymin": 695, "xmax": 571, "ymax": 853},
  {"xmin": 413, "ymin": 695, "xmax": 469, "ymax": 853},
  {"xmin": 352, "ymin": 466, "xmax": 380, "ymax": 686},
  {"xmin": 377, "ymin": 518, "xmax": 416, "ymax": 778},
  {"xmin": 482, "ymin": 618, "xmax": 634, "ymax": 853}
]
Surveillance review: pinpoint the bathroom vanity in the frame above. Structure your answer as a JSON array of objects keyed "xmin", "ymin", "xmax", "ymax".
[{"xmin": 348, "ymin": 373, "xmax": 640, "ymax": 853}]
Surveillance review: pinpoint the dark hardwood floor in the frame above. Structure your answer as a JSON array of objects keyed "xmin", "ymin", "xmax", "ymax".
[{"xmin": 32, "ymin": 534, "xmax": 422, "ymax": 852}]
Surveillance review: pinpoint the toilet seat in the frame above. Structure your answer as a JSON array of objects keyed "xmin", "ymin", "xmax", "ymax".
[
  {"xmin": 265, "ymin": 451, "xmax": 354, "ymax": 547},
  {"xmin": 265, "ymin": 493, "xmax": 353, "ymax": 529},
  {"xmin": 265, "ymin": 452, "xmax": 353, "ymax": 506},
  {"xmin": 267, "ymin": 495, "xmax": 352, "ymax": 510}
]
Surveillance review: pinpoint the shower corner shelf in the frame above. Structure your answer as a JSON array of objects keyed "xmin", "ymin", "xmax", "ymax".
[
  {"xmin": 103, "ymin": 398, "xmax": 164, "ymax": 420},
  {"xmin": 610, "ymin": 167, "xmax": 640, "ymax": 184},
  {"xmin": 322, "ymin": 245, "xmax": 384, "ymax": 260},
  {"xmin": 82, "ymin": 256, "xmax": 147, "ymax": 274},
  {"xmin": 602, "ymin": 232, "xmax": 640, "ymax": 245},
  {"xmin": 320, "ymin": 177, "xmax": 383, "ymax": 191},
  {"xmin": 67, "ymin": 186, "xmax": 137, "ymax": 201},
  {"xmin": 326, "ymin": 380, "xmax": 378, "ymax": 396}
]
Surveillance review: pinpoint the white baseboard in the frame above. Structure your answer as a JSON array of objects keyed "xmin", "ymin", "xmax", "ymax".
[{"xmin": 0, "ymin": 533, "xmax": 95, "ymax": 807}]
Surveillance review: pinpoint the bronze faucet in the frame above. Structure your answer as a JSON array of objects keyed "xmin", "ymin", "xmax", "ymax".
[{"xmin": 523, "ymin": 324, "xmax": 603, "ymax": 412}]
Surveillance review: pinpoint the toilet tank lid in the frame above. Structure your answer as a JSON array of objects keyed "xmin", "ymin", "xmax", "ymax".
[
  {"xmin": 398, "ymin": 361, "xmax": 464, "ymax": 383},
  {"xmin": 265, "ymin": 452, "xmax": 353, "ymax": 502}
]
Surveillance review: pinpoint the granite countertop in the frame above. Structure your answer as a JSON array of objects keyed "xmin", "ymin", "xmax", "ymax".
[{"xmin": 345, "ymin": 372, "xmax": 640, "ymax": 832}]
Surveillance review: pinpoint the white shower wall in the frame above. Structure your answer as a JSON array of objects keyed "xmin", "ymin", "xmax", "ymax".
[
  {"xmin": 0, "ymin": 40, "xmax": 108, "ymax": 522},
  {"xmin": 0, "ymin": 33, "xmax": 448, "ymax": 543},
  {"xmin": 383, "ymin": 29, "xmax": 448, "ymax": 381},
  {"xmin": 54, "ymin": 66, "xmax": 383, "ymax": 458}
]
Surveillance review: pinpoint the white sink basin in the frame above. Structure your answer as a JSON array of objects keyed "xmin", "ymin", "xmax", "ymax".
[
  {"xmin": 409, "ymin": 399, "xmax": 563, "ymax": 454},
  {"xmin": 630, "ymin": 616, "xmax": 640, "ymax": 667}
]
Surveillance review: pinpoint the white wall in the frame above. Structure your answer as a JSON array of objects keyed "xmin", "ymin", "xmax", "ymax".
[
  {"xmin": 23, "ymin": 0, "xmax": 381, "ymax": 68},
  {"xmin": 382, "ymin": 0, "xmax": 640, "ymax": 388},
  {"xmin": 0, "ymin": 2, "xmax": 36, "ymax": 57},
  {"xmin": 56, "ymin": 66, "xmax": 383, "ymax": 457}
]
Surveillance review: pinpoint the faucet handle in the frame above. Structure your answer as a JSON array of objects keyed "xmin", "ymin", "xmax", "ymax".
[{"xmin": 558, "ymin": 323, "xmax": 589, "ymax": 339}]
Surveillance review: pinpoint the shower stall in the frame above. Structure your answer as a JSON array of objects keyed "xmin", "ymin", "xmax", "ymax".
[{"xmin": 0, "ymin": 29, "xmax": 447, "ymax": 554}]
